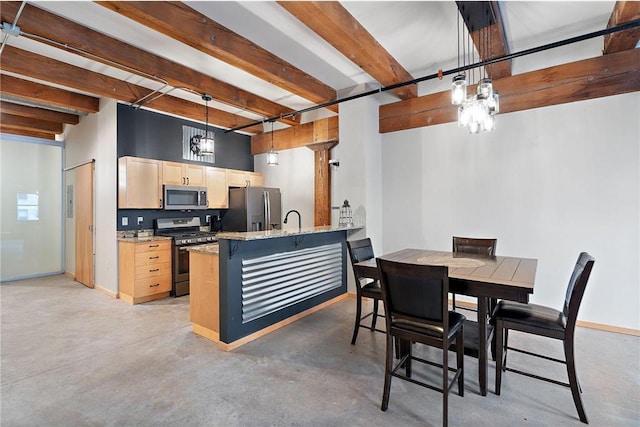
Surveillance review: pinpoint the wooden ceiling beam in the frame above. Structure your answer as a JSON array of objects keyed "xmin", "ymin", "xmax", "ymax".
[
  {"xmin": 0, "ymin": 125, "xmax": 57, "ymax": 140},
  {"xmin": 0, "ymin": 2, "xmax": 300, "ymax": 127},
  {"xmin": 456, "ymin": 1, "xmax": 512, "ymax": 79},
  {"xmin": 96, "ymin": 1, "xmax": 336, "ymax": 114},
  {"xmin": 1, "ymin": 112, "xmax": 64, "ymax": 135},
  {"xmin": 0, "ymin": 74, "xmax": 99, "ymax": 114},
  {"xmin": 251, "ymin": 116, "xmax": 338, "ymax": 155},
  {"xmin": 379, "ymin": 49, "xmax": 640, "ymax": 133},
  {"xmin": 278, "ymin": 1, "xmax": 416, "ymax": 100},
  {"xmin": 1, "ymin": 46, "xmax": 263, "ymax": 134},
  {"xmin": 0, "ymin": 101, "xmax": 80, "ymax": 125},
  {"xmin": 603, "ymin": 1, "xmax": 640, "ymax": 54}
]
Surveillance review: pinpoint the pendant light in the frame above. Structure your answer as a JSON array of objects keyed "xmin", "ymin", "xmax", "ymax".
[
  {"xmin": 198, "ymin": 93, "xmax": 215, "ymax": 156},
  {"xmin": 266, "ymin": 120, "xmax": 278, "ymax": 166},
  {"xmin": 452, "ymin": 4, "xmax": 500, "ymax": 134}
]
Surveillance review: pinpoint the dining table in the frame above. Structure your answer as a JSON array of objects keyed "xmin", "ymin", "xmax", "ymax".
[{"xmin": 353, "ymin": 248, "xmax": 537, "ymax": 396}]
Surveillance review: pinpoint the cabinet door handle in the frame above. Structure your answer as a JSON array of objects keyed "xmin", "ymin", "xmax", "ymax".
[
  {"xmin": 149, "ymin": 244, "xmax": 159, "ymax": 248},
  {"xmin": 149, "ymin": 283, "xmax": 160, "ymax": 287},
  {"xmin": 149, "ymin": 268, "xmax": 160, "ymax": 272},
  {"xmin": 186, "ymin": 177, "xmax": 190, "ymax": 185},
  {"xmin": 182, "ymin": 177, "xmax": 186, "ymax": 185},
  {"xmin": 149, "ymin": 256, "xmax": 159, "ymax": 259}
]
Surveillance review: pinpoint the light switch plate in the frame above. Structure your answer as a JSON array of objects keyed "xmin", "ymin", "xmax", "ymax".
[
  {"xmin": 137, "ymin": 216, "xmax": 143, "ymax": 225},
  {"xmin": 122, "ymin": 217, "xmax": 128, "ymax": 226}
]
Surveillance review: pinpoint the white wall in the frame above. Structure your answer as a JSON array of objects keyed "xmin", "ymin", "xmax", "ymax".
[
  {"xmin": 254, "ymin": 147, "xmax": 315, "ymax": 230},
  {"xmin": 64, "ymin": 98, "xmax": 118, "ymax": 295},
  {"xmin": 380, "ymin": 92, "xmax": 640, "ymax": 330}
]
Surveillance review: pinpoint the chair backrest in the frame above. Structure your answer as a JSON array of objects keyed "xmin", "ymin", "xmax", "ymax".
[
  {"xmin": 376, "ymin": 258, "xmax": 449, "ymax": 330},
  {"xmin": 452, "ymin": 236, "xmax": 497, "ymax": 257},
  {"xmin": 347, "ymin": 238, "xmax": 375, "ymax": 281},
  {"xmin": 563, "ymin": 252, "xmax": 595, "ymax": 329}
]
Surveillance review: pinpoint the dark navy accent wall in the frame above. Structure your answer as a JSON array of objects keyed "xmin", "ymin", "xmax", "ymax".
[
  {"xmin": 116, "ymin": 103, "xmax": 251, "ymax": 231},
  {"xmin": 117, "ymin": 103, "xmax": 253, "ymax": 170}
]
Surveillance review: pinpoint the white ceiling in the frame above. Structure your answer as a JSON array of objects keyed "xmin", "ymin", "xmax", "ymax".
[{"xmin": 7, "ymin": 1, "xmax": 617, "ymax": 130}]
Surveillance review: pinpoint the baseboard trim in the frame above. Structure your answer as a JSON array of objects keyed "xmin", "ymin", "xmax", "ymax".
[
  {"xmin": 94, "ymin": 284, "xmax": 117, "ymax": 299},
  {"xmin": 575, "ymin": 320, "xmax": 640, "ymax": 337},
  {"xmin": 217, "ymin": 293, "xmax": 349, "ymax": 352}
]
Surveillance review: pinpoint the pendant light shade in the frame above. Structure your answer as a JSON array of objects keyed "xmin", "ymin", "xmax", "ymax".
[
  {"xmin": 451, "ymin": 74, "xmax": 467, "ymax": 105},
  {"xmin": 267, "ymin": 120, "xmax": 278, "ymax": 166},
  {"xmin": 191, "ymin": 94, "xmax": 215, "ymax": 156}
]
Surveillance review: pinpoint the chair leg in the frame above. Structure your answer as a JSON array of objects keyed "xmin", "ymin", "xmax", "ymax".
[
  {"xmin": 457, "ymin": 329, "xmax": 464, "ymax": 397},
  {"xmin": 381, "ymin": 333, "xmax": 394, "ymax": 412},
  {"xmin": 351, "ymin": 292, "xmax": 363, "ymax": 345},
  {"xmin": 495, "ymin": 320, "xmax": 504, "ymax": 395},
  {"xmin": 451, "ymin": 293, "xmax": 456, "ymax": 311},
  {"xmin": 443, "ymin": 342, "xmax": 449, "ymax": 427},
  {"xmin": 503, "ymin": 328, "xmax": 509, "ymax": 369},
  {"xmin": 402, "ymin": 339, "xmax": 412, "ymax": 377},
  {"xmin": 565, "ymin": 337, "xmax": 589, "ymax": 424},
  {"xmin": 371, "ymin": 299, "xmax": 379, "ymax": 331}
]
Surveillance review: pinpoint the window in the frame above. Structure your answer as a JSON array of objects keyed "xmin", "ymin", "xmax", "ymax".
[{"xmin": 17, "ymin": 192, "xmax": 39, "ymax": 221}]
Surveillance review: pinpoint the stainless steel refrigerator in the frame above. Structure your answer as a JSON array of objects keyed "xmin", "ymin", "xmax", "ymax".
[{"xmin": 224, "ymin": 187, "xmax": 282, "ymax": 231}]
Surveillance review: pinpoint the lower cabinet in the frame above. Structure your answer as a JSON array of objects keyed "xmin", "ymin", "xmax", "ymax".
[{"xmin": 118, "ymin": 239, "xmax": 172, "ymax": 304}]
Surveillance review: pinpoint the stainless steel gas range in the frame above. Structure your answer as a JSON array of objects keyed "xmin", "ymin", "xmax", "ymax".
[{"xmin": 154, "ymin": 217, "xmax": 217, "ymax": 297}]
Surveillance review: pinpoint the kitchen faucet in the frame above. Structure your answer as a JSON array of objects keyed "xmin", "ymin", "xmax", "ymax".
[{"xmin": 283, "ymin": 209, "xmax": 301, "ymax": 231}]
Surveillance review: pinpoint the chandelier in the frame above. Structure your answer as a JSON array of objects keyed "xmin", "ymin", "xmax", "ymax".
[{"xmin": 451, "ymin": 4, "xmax": 500, "ymax": 134}]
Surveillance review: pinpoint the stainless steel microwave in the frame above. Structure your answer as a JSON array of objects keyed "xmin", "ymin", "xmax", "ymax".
[{"xmin": 163, "ymin": 185, "xmax": 208, "ymax": 210}]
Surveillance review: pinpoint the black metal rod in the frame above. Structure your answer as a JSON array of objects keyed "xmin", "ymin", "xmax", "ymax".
[{"xmin": 226, "ymin": 19, "xmax": 640, "ymax": 133}]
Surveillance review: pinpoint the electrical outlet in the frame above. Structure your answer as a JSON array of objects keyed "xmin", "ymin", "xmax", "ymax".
[
  {"xmin": 122, "ymin": 217, "xmax": 128, "ymax": 226},
  {"xmin": 206, "ymin": 214, "xmax": 211, "ymax": 224},
  {"xmin": 137, "ymin": 216, "xmax": 143, "ymax": 226}
]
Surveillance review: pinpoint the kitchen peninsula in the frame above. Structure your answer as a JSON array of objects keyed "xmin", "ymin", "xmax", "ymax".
[{"xmin": 188, "ymin": 226, "xmax": 356, "ymax": 351}]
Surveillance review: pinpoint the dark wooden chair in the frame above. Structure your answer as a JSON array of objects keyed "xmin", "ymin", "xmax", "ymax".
[
  {"xmin": 346, "ymin": 238, "xmax": 384, "ymax": 345},
  {"xmin": 451, "ymin": 236, "xmax": 498, "ymax": 359},
  {"xmin": 494, "ymin": 252, "xmax": 595, "ymax": 424},
  {"xmin": 451, "ymin": 236, "xmax": 497, "ymax": 312},
  {"xmin": 377, "ymin": 258, "xmax": 465, "ymax": 427}
]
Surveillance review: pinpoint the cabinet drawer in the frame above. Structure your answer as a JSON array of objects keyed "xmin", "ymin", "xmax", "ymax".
[
  {"xmin": 134, "ymin": 276, "xmax": 172, "ymax": 297},
  {"xmin": 135, "ymin": 241, "xmax": 170, "ymax": 253},
  {"xmin": 135, "ymin": 250, "xmax": 171, "ymax": 266},
  {"xmin": 135, "ymin": 262, "xmax": 172, "ymax": 279}
]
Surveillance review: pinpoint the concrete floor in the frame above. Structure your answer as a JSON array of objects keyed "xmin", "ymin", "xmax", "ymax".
[{"xmin": 1, "ymin": 274, "xmax": 639, "ymax": 426}]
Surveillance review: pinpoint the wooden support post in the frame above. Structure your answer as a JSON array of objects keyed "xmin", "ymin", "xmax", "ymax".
[{"xmin": 307, "ymin": 141, "xmax": 338, "ymax": 226}]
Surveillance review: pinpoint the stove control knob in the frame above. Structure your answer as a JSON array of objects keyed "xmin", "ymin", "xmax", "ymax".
[{"xmin": 180, "ymin": 239, "xmax": 187, "ymax": 245}]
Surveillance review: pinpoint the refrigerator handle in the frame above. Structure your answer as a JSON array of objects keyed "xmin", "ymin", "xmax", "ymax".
[
  {"xmin": 265, "ymin": 191, "xmax": 271, "ymax": 230},
  {"xmin": 263, "ymin": 191, "xmax": 268, "ymax": 231}
]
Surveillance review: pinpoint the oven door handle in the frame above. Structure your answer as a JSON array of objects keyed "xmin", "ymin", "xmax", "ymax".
[{"xmin": 178, "ymin": 246, "xmax": 190, "ymax": 251}]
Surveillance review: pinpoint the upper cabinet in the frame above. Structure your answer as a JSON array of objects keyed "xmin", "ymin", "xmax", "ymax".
[
  {"xmin": 162, "ymin": 161, "xmax": 205, "ymax": 186},
  {"xmin": 118, "ymin": 156, "xmax": 163, "ymax": 209},
  {"xmin": 118, "ymin": 156, "xmax": 263, "ymax": 209},
  {"xmin": 228, "ymin": 169, "xmax": 264, "ymax": 187},
  {"xmin": 205, "ymin": 167, "xmax": 229, "ymax": 209}
]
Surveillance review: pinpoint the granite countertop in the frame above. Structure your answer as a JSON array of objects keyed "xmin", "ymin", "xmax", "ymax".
[
  {"xmin": 185, "ymin": 243, "xmax": 219, "ymax": 254},
  {"xmin": 117, "ymin": 235, "xmax": 173, "ymax": 243},
  {"xmin": 216, "ymin": 225, "xmax": 361, "ymax": 241}
]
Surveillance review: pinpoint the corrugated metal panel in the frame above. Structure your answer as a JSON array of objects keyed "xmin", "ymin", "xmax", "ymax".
[{"xmin": 241, "ymin": 243, "xmax": 343, "ymax": 323}]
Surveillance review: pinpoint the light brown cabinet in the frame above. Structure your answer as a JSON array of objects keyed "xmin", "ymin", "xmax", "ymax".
[
  {"xmin": 118, "ymin": 156, "xmax": 163, "ymax": 209},
  {"xmin": 205, "ymin": 167, "xmax": 229, "ymax": 208},
  {"xmin": 118, "ymin": 239, "xmax": 172, "ymax": 304},
  {"xmin": 228, "ymin": 169, "xmax": 264, "ymax": 187},
  {"xmin": 163, "ymin": 161, "xmax": 205, "ymax": 186}
]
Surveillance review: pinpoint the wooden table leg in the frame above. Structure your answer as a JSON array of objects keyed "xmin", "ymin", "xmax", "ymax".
[{"xmin": 478, "ymin": 296, "xmax": 488, "ymax": 396}]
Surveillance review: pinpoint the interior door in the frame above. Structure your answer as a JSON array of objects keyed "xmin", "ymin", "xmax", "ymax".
[{"xmin": 75, "ymin": 162, "xmax": 94, "ymax": 287}]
